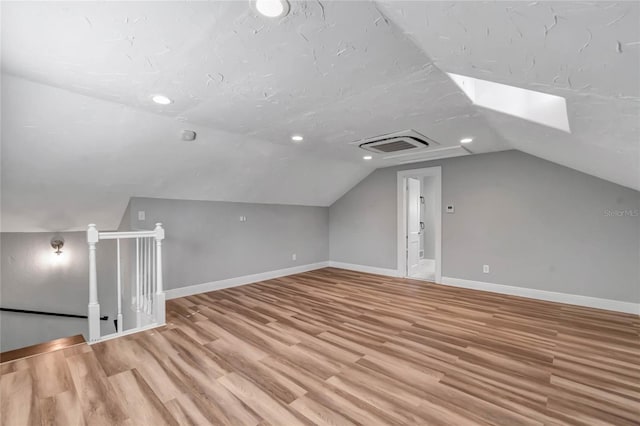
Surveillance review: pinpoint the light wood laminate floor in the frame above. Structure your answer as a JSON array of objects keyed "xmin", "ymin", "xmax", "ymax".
[{"xmin": 1, "ymin": 267, "xmax": 639, "ymax": 425}]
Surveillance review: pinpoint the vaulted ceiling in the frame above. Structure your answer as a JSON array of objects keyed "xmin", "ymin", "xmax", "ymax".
[{"xmin": 1, "ymin": 1, "xmax": 638, "ymax": 232}]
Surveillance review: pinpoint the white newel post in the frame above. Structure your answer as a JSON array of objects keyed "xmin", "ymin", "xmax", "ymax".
[
  {"xmin": 154, "ymin": 223, "xmax": 166, "ymax": 325},
  {"xmin": 87, "ymin": 224, "xmax": 101, "ymax": 342}
]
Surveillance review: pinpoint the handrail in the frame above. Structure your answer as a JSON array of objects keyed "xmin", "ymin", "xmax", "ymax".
[
  {"xmin": 0, "ymin": 307, "xmax": 108, "ymax": 321},
  {"xmin": 97, "ymin": 230, "xmax": 157, "ymax": 240}
]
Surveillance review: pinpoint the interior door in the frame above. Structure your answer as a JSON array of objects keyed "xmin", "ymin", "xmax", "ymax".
[{"xmin": 406, "ymin": 177, "xmax": 421, "ymax": 276}]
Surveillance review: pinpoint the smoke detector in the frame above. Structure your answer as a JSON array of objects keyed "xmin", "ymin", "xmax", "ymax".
[{"xmin": 181, "ymin": 130, "xmax": 197, "ymax": 141}]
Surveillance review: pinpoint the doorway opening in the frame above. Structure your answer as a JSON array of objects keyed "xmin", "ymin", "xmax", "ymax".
[{"xmin": 397, "ymin": 167, "xmax": 442, "ymax": 282}]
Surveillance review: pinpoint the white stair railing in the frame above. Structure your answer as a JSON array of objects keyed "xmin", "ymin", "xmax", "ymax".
[{"xmin": 86, "ymin": 223, "xmax": 165, "ymax": 342}]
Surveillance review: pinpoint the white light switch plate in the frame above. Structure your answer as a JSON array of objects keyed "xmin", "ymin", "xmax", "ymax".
[{"xmin": 138, "ymin": 211, "xmax": 145, "ymax": 221}]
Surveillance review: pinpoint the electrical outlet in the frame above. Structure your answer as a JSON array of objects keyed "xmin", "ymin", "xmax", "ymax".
[
  {"xmin": 138, "ymin": 211, "xmax": 145, "ymax": 221},
  {"xmin": 483, "ymin": 265, "xmax": 490, "ymax": 273},
  {"xmin": 292, "ymin": 253, "xmax": 297, "ymax": 261}
]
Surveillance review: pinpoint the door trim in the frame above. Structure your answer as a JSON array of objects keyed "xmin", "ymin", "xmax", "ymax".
[
  {"xmin": 397, "ymin": 166, "xmax": 442, "ymax": 283},
  {"xmin": 406, "ymin": 177, "xmax": 422, "ymax": 277}
]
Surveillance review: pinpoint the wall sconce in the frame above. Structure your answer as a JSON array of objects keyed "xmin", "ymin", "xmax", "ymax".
[{"xmin": 51, "ymin": 237, "xmax": 64, "ymax": 255}]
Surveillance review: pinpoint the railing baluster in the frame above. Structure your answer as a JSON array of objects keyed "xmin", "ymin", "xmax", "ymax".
[
  {"xmin": 152, "ymin": 240, "xmax": 156, "ymax": 314},
  {"xmin": 148, "ymin": 237, "xmax": 151, "ymax": 313},
  {"xmin": 154, "ymin": 223, "xmax": 165, "ymax": 325},
  {"xmin": 148, "ymin": 238, "xmax": 152, "ymax": 315},
  {"xmin": 146, "ymin": 237, "xmax": 149, "ymax": 314},
  {"xmin": 143, "ymin": 238, "xmax": 146, "ymax": 324},
  {"xmin": 147, "ymin": 237, "xmax": 151, "ymax": 314},
  {"xmin": 141, "ymin": 238, "xmax": 146, "ymax": 313},
  {"xmin": 143, "ymin": 238, "xmax": 146, "ymax": 313},
  {"xmin": 136, "ymin": 237, "xmax": 141, "ymax": 313},
  {"xmin": 116, "ymin": 238, "xmax": 123, "ymax": 333}
]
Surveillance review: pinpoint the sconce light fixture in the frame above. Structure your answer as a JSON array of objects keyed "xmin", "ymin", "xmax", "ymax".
[{"xmin": 51, "ymin": 237, "xmax": 64, "ymax": 255}]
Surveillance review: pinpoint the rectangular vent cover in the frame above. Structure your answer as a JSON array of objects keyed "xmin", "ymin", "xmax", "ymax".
[
  {"xmin": 367, "ymin": 139, "xmax": 421, "ymax": 153},
  {"xmin": 355, "ymin": 130, "xmax": 437, "ymax": 154}
]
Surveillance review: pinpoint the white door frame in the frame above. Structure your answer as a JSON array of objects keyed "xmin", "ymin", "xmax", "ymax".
[{"xmin": 397, "ymin": 166, "xmax": 442, "ymax": 283}]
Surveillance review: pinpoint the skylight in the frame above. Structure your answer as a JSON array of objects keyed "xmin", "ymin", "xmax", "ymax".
[{"xmin": 448, "ymin": 73, "xmax": 571, "ymax": 133}]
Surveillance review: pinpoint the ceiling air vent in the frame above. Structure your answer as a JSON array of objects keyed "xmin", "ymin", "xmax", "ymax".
[{"xmin": 356, "ymin": 130, "xmax": 437, "ymax": 154}]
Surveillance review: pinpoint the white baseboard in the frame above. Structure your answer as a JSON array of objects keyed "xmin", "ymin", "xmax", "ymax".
[
  {"xmin": 165, "ymin": 263, "xmax": 638, "ymax": 315},
  {"xmin": 165, "ymin": 261, "xmax": 330, "ymax": 299},
  {"xmin": 441, "ymin": 276, "xmax": 639, "ymax": 315},
  {"xmin": 328, "ymin": 261, "xmax": 400, "ymax": 278}
]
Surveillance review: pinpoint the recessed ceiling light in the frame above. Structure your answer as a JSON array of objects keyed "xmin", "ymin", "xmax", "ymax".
[
  {"xmin": 152, "ymin": 94, "xmax": 172, "ymax": 105},
  {"xmin": 460, "ymin": 138, "xmax": 473, "ymax": 144},
  {"xmin": 255, "ymin": 0, "xmax": 290, "ymax": 18},
  {"xmin": 363, "ymin": 155, "xmax": 373, "ymax": 160},
  {"xmin": 291, "ymin": 135, "xmax": 303, "ymax": 142}
]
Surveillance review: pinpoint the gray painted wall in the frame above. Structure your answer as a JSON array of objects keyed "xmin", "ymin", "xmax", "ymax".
[
  {"xmin": 123, "ymin": 197, "xmax": 329, "ymax": 290},
  {"xmin": 0, "ymin": 232, "xmax": 117, "ymax": 351},
  {"xmin": 118, "ymin": 199, "xmax": 132, "ymax": 231},
  {"xmin": 329, "ymin": 150, "xmax": 640, "ymax": 303},
  {"xmin": 3, "ymin": 150, "xmax": 637, "ymax": 352}
]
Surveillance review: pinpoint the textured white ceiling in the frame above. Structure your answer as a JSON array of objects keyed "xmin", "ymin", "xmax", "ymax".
[
  {"xmin": 1, "ymin": 1, "xmax": 638, "ymax": 232},
  {"xmin": 378, "ymin": 0, "xmax": 640, "ymax": 191}
]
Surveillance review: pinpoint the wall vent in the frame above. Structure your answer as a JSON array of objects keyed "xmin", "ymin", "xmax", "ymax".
[{"xmin": 355, "ymin": 130, "xmax": 437, "ymax": 154}]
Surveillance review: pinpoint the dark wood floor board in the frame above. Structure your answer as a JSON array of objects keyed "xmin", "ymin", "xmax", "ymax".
[{"xmin": 1, "ymin": 267, "xmax": 639, "ymax": 425}]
